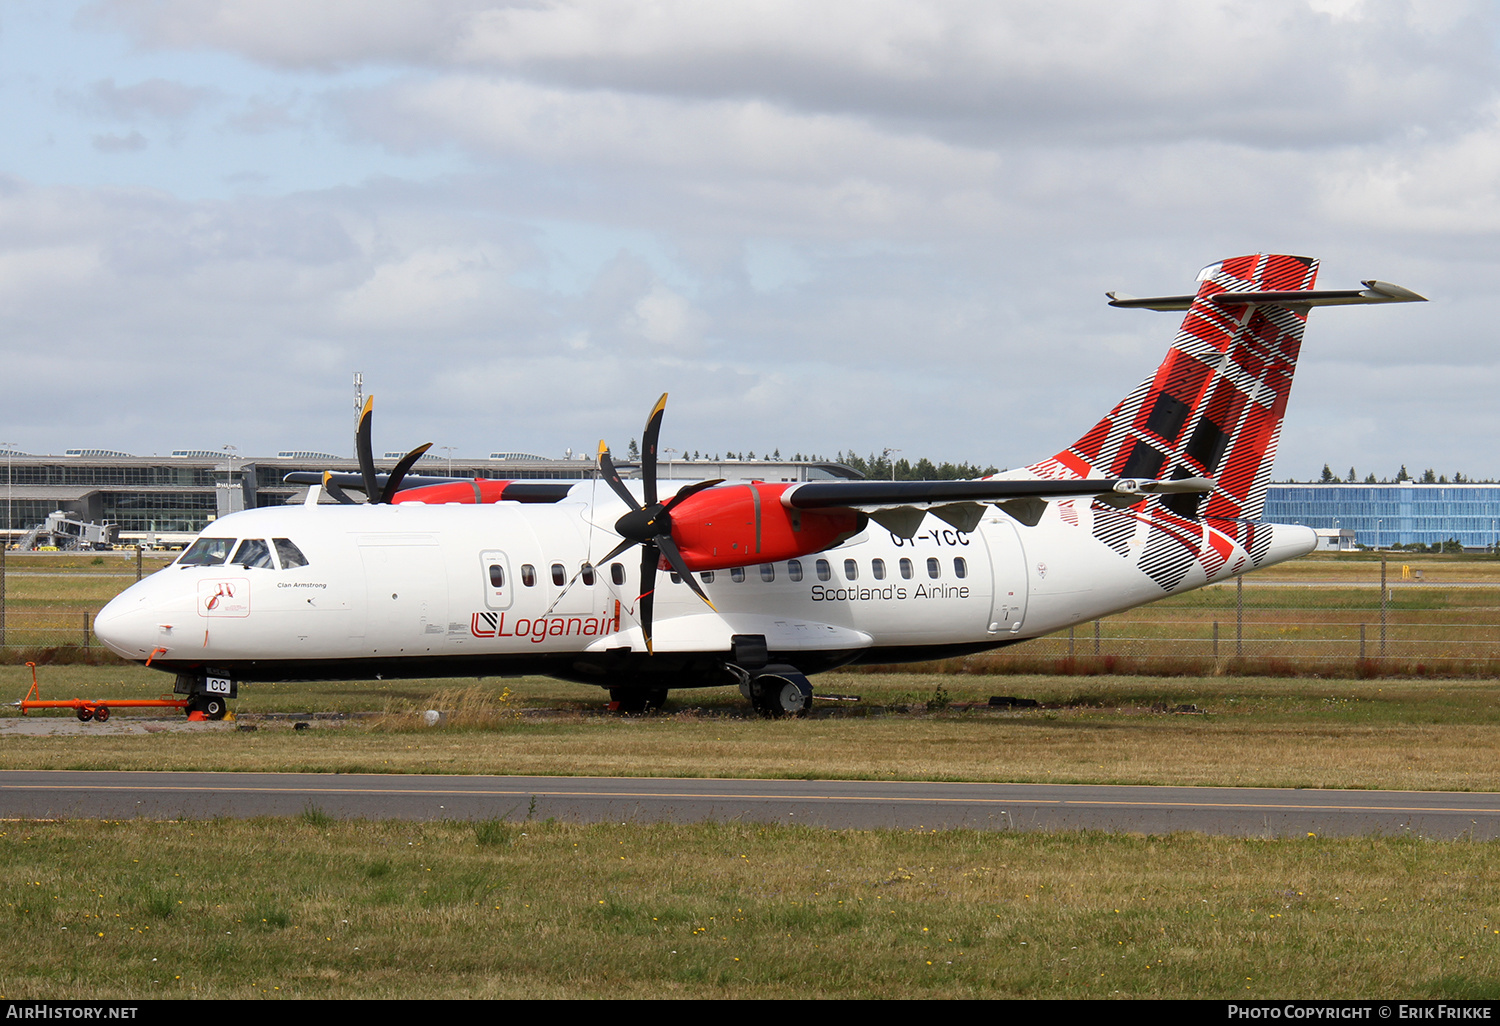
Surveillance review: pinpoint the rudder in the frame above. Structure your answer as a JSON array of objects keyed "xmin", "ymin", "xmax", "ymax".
[{"xmin": 1031, "ymin": 253, "xmax": 1319, "ymax": 526}]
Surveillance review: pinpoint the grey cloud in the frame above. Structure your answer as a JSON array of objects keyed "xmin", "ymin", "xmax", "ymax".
[
  {"xmin": 14, "ymin": 5, "xmax": 1500, "ymax": 479},
  {"xmin": 91, "ymin": 131, "xmax": 149, "ymax": 152},
  {"xmin": 0, "ymin": 173, "xmax": 1485, "ymax": 478},
  {"xmin": 91, "ymin": 1, "xmax": 1500, "ymax": 148},
  {"xmin": 87, "ymin": 0, "xmax": 498, "ymax": 70},
  {"xmin": 82, "ymin": 77, "xmax": 215, "ymax": 121},
  {"xmin": 225, "ymin": 96, "xmax": 305, "ymax": 134}
]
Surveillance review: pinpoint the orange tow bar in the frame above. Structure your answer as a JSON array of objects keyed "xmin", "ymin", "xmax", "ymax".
[{"xmin": 12, "ymin": 661, "xmax": 197, "ymax": 721}]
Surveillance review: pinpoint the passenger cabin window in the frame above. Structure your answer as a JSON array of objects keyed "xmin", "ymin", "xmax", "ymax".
[
  {"xmin": 551, "ymin": 563, "xmax": 566, "ymax": 587},
  {"xmin": 900, "ymin": 558, "xmax": 913, "ymax": 580},
  {"xmin": 843, "ymin": 558, "xmax": 858, "ymax": 581},
  {"xmin": 231, "ymin": 539, "xmax": 273, "ymax": 569},
  {"xmin": 611, "ymin": 563, "xmax": 625, "ymax": 586},
  {"xmin": 872, "ymin": 558, "xmax": 886, "ymax": 580},
  {"xmin": 177, "ymin": 538, "xmax": 233, "ymax": 567},
  {"xmin": 521, "ymin": 564, "xmax": 537, "ymax": 587},
  {"xmin": 731, "ymin": 567, "xmax": 746, "ymax": 583},
  {"xmin": 816, "ymin": 559, "xmax": 831, "ymax": 582},
  {"xmin": 787, "ymin": 559, "xmax": 803, "ymax": 582},
  {"xmin": 953, "ymin": 557, "xmax": 967, "ymax": 579},
  {"xmin": 581, "ymin": 564, "xmax": 596, "ymax": 586},
  {"xmin": 760, "ymin": 564, "xmax": 775, "ymax": 582},
  {"xmin": 273, "ymin": 538, "xmax": 308, "ymax": 568},
  {"xmin": 701, "ymin": 571, "xmax": 715, "ymax": 584},
  {"xmin": 488, "ymin": 564, "xmax": 505, "ymax": 588},
  {"xmin": 927, "ymin": 557, "xmax": 941, "ymax": 579}
]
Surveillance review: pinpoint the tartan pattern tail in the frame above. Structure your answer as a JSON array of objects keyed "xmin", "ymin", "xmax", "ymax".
[{"xmin": 1030, "ymin": 253, "xmax": 1317, "ymax": 526}]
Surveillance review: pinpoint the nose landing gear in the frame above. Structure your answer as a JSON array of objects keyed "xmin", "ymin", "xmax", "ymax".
[
  {"xmin": 175, "ymin": 673, "xmax": 234, "ymax": 721},
  {"xmin": 607, "ymin": 687, "xmax": 668, "ymax": 714}
]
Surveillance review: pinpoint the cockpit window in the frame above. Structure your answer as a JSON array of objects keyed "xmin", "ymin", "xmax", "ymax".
[
  {"xmin": 231, "ymin": 539, "xmax": 274, "ymax": 569},
  {"xmin": 177, "ymin": 538, "xmax": 234, "ymax": 566},
  {"xmin": 274, "ymin": 538, "xmax": 309, "ymax": 569}
]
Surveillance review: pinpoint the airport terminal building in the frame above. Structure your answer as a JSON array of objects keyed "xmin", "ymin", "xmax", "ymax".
[
  {"xmin": 0, "ymin": 448, "xmax": 861, "ymax": 547},
  {"xmin": 3, "ymin": 447, "xmax": 1497, "ymax": 550},
  {"xmin": 1263, "ymin": 482, "xmax": 1500, "ymax": 550}
]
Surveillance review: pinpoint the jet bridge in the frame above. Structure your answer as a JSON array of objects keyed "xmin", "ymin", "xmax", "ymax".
[{"xmin": 18, "ymin": 510, "xmax": 118, "ymax": 551}]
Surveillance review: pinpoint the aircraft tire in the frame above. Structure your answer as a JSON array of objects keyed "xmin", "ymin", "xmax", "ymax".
[
  {"xmin": 750, "ymin": 674, "xmax": 811, "ymax": 719},
  {"xmin": 609, "ymin": 688, "xmax": 647, "ymax": 714},
  {"xmin": 775, "ymin": 680, "xmax": 811, "ymax": 718},
  {"xmin": 197, "ymin": 696, "xmax": 227, "ymax": 720}
]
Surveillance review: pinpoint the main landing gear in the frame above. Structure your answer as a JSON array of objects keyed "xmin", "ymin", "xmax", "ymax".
[
  {"xmin": 740, "ymin": 669, "xmax": 814, "ymax": 718},
  {"xmin": 726, "ymin": 635, "xmax": 814, "ymax": 718}
]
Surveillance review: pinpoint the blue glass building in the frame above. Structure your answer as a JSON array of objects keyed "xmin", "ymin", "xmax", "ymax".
[{"xmin": 1264, "ymin": 483, "xmax": 1500, "ymax": 549}]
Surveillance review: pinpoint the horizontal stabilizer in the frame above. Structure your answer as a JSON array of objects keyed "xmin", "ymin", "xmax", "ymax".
[{"xmin": 1107, "ymin": 279, "xmax": 1425, "ymax": 311}]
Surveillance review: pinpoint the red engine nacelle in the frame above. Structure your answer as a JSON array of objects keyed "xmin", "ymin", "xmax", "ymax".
[
  {"xmin": 667, "ymin": 482, "xmax": 864, "ymax": 571},
  {"xmin": 392, "ymin": 479, "xmax": 513, "ymax": 504}
]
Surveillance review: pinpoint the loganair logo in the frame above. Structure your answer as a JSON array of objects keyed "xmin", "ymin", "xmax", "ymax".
[
  {"xmin": 471, "ymin": 604, "xmax": 621, "ymax": 644},
  {"xmin": 197, "ymin": 578, "xmax": 250, "ymax": 617}
]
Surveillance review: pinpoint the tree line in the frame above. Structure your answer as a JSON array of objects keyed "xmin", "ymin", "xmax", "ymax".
[
  {"xmin": 624, "ymin": 440, "xmax": 998, "ymax": 480},
  {"xmin": 1309, "ymin": 465, "xmax": 1493, "ymax": 485}
]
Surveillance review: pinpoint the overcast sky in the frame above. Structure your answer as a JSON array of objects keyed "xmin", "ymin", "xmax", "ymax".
[{"xmin": 0, "ymin": 0, "xmax": 1494, "ymax": 480}]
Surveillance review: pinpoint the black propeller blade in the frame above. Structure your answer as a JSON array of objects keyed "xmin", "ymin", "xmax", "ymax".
[
  {"xmin": 596, "ymin": 393, "xmax": 723, "ymax": 653},
  {"xmin": 322, "ymin": 471, "xmax": 359, "ymax": 506},
  {"xmin": 356, "ymin": 396, "xmax": 380, "ymax": 501},
  {"xmin": 338, "ymin": 395, "xmax": 431, "ymax": 505},
  {"xmin": 381, "ymin": 442, "xmax": 433, "ymax": 502}
]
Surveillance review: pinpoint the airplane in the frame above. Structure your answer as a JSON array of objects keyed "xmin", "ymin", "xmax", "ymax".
[{"xmin": 93, "ymin": 254, "xmax": 1425, "ymax": 718}]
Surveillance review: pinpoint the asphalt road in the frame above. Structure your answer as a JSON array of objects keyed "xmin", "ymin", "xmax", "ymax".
[{"xmin": 2, "ymin": 770, "xmax": 1498, "ymax": 839}]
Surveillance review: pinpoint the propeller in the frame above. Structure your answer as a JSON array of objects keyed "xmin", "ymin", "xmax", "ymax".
[
  {"xmin": 596, "ymin": 393, "xmax": 723, "ymax": 653},
  {"xmin": 325, "ymin": 396, "xmax": 432, "ymax": 504}
]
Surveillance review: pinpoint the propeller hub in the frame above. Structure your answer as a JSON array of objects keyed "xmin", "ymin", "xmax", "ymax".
[{"xmin": 615, "ymin": 504, "xmax": 666, "ymax": 543}]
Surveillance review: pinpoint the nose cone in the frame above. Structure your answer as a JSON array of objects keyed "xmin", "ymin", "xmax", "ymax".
[{"xmin": 94, "ymin": 585, "xmax": 157, "ymax": 660}]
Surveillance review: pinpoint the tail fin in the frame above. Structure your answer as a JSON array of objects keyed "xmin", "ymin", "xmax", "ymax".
[{"xmin": 1031, "ymin": 253, "xmax": 1319, "ymax": 524}]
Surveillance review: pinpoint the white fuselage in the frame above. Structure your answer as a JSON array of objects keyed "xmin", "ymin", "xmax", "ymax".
[{"xmin": 93, "ymin": 481, "xmax": 1316, "ymax": 687}]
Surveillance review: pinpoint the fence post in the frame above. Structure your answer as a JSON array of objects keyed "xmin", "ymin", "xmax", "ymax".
[
  {"xmin": 1068, "ymin": 625, "xmax": 1074, "ymax": 657},
  {"xmin": 136, "ymin": 545, "xmax": 143, "ymax": 582},
  {"xmin": 1213, "ymin": 620, "xmax": 1219, "ymax": 659},
  {"xmin": 83, "ymin": 612, "xmax": 90, "ymax": 654},
  {"xmin": 1380, "ymin": 554, "xmax": 1388, "ymax": 656},
  {"xmin": 1236, "ymin": 576, "xmax": 1243, "ymax": 657},
  {"xmin": 1360, "ymin": 623, "xmax": 1366, "ymax": 661},
  {"xmin": 0, "ymin": 531, "xmax": 5, "ymax": 649},
  {"xmin": 1093, "ymin": 620, "xmax": 1100, "ymax": 655}
]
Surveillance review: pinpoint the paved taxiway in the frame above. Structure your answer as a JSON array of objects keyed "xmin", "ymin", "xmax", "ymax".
[{"xmin": 2, "ymin": 771, "xmax": 1498, "ymax": 838}]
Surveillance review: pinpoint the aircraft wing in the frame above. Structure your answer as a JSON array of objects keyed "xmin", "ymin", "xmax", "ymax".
[
  {"xmin": 780, "ymin": 476, "xmax": 1211, "ymax": 534},
  {"xmin": 283, "ymin": 471, "xmax": 575, "ymax": 504}
]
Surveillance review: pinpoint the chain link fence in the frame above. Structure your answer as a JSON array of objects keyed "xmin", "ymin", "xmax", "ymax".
[
  {"xmin": 3, "ymin": 554, "xmax": 1497, "ymax": 676},
  {"xmin": 951, "ymin": 557, "xmax": 1500, "ymax": 676}
]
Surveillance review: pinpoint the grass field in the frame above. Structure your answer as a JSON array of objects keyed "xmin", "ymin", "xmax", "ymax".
[
  {"xmin": 3, "ymin": 666, "xmax": 1500, "ymax": 793},
  {"xmin": 1, "ymin": 818, "xmax": 1498, "ymax": 999},
  {"xmin": 3, "ymin": 552, "xmax": 1500, "ymax": 999}
]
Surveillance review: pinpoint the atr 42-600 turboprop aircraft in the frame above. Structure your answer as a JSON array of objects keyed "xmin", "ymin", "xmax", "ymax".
[{"xmin": 94, "ymin": 255, "xmax": 1424, "ymax": 717}]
